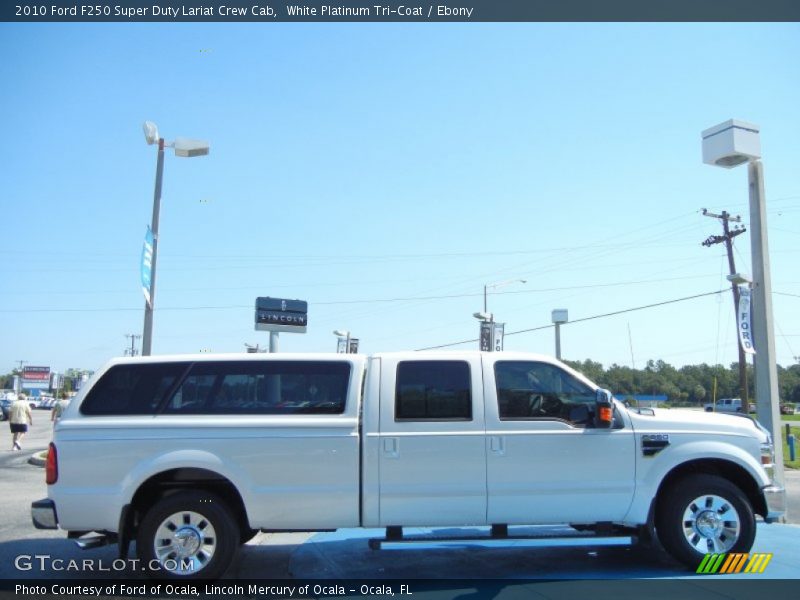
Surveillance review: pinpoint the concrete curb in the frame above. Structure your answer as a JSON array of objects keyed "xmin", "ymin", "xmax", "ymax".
[{"xmin": 28, "ymin": 450, "xmax": 47, "ymax": 467}]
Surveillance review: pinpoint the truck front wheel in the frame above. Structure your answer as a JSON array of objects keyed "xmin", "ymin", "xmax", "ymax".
[
  {"xmin": 656, "ymin": 474, "xmax": 755, "ymax": 568},
  {"xmin": 137, "ymin": 490, "xmax": 239, "ymax": 579}
]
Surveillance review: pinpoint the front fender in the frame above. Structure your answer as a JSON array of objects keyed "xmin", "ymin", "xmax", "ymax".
[{"xmin": 623, "ymin": 438, "xmax": 768, "ymax": 524}]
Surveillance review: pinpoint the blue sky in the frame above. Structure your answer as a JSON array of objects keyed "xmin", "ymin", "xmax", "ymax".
[{"xmin": 1, "ymin": 23, "xmax": 799, "ymax": 374}]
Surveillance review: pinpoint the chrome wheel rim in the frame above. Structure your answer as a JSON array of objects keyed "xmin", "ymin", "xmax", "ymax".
[
  {"xmin": 682, "ymin": 494, "xmax": 740, "ymax": 554},
  {"xmin": 153, "ymin": 510, "xmax": 217, "ymax": 575}
]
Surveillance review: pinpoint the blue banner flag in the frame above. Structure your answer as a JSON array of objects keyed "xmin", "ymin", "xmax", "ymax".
[{"xmin": 141, "ymin": 226, "xmax": 154, "ymax": 307}]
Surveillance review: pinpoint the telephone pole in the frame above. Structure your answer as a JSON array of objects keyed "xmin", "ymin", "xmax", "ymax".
[
  {"xmin": 702, "ymin": 209, "xmax": 748, "ymax": 402},
  {"xmin": 124, "ymin": 334, "xmax": 141, "ymax": 357}
]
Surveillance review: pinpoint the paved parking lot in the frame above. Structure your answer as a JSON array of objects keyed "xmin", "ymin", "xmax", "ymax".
[{"xmin": 2, "ymin": 416, "xmax": 798, "ymax": 592}]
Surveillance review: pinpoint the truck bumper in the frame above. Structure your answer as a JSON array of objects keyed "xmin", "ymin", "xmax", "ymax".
[
  {"xmin": 762, "ymin": 484, "xmax": 786, "ymax": 523},
  {"xmin": 31, "ymin": 498, "xmax": 58, "ymax": 530}
]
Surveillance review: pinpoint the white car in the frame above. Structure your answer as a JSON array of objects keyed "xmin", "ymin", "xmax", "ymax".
[{"xmin": 704, "ymin": 398, "xmax": 747, "ymax": 413}]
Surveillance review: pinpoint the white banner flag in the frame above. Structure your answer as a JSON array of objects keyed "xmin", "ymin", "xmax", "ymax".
[{"xmin": 738, "ymin": 287, "xmax": 755, "ymax": 355}]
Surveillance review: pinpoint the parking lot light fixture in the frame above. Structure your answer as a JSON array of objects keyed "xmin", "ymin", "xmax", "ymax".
[
  {"xmin": 701, "ymin": 119, "xmax": 784, "ymax": 491},
  {"xmin": 483, "ymin": 279, "xmax": 526, "ymax": 313},
  {"xmin": 333, "ymin": 330, "xmax": 351, "ymax": 353},
  {"xmin": 141, "ymin": 121, "xmax": 209, "ymax": 356}
]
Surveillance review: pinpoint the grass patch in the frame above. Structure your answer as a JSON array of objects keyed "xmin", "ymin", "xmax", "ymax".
[
  {"xmin": 781, "ymin": 414, "xmax": 800, "ymax": 421},
  {"xmin": 782, "ymin": 425, "xmax": 800, "ymax": 469}
]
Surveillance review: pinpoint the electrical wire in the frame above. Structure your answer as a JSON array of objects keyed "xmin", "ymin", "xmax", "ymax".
[{"xmin": 415, "ymin": 289, "xmax": 726, "ymax": 351}]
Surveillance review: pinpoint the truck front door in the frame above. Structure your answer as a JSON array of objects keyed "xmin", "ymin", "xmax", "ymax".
[
  {"xmin": 377, "ymin": 355, "xmax": 487, "ymax": 527},
  {"xmin": 484, "ymin": 359, "xmax": 635, "ymax": 524}
]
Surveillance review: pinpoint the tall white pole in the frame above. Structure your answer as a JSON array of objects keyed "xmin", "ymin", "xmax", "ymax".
[
  {"xmin": 555, "ymin": 323, "xmax": 562, "ymax": 359},
  {"xmin": 142, "ymin": 139, "xmax": 165, "ymax": 356},
  {"xmin": 748, "ymin": 160, "xmax": 785, "ymax": 487}
]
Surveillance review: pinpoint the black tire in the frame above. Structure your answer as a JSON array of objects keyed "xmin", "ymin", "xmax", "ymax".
[
  {"xmin": 655, "ymin": 474, "xmax": 755, "ymax": 568},
  {"xmin": 136, "ymin": 490, "xmax": 239, "ymax": 580}
]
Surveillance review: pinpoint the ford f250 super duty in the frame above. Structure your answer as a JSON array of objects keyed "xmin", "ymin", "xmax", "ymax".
[{"xmin": 31, "ymin": 352, "xmax": 785, "ymax": 579}]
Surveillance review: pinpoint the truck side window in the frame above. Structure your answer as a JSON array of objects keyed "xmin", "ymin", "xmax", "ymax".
[
  {"xmin": 395, "ymin": 360, "xmax": 472, "ymax": 421},
  {"xmin": 80, "ymin": 363, "xmax": 189, "ymax": 415},
  {"xmin": 495, "ymin": 361, "xmax": 595, "ymax": 426},
  {"xmin": 162, "ymin": 361, "xmax": 351, "ymax": 415}
]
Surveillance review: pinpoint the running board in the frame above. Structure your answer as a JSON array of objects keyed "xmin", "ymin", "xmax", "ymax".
[
  {"xmin": 74, "ymin": 534, "xmax": 116, "ymax": 550},
  {"xmin": 368, "ymin": 525, "xmax": 637, "ymax": 550}
]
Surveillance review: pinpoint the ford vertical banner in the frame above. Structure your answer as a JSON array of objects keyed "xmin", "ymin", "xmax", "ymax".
[
  {"xmin": 141, "ymin": 226, "xmax": 154, "ymax": 307},
  {"xmin": 738, "ymin": 286, "xmax": 755, "ymax": 355},
  {"xmin": 493, "ymin": 323, "xmax": 505, "ymax": 352}
]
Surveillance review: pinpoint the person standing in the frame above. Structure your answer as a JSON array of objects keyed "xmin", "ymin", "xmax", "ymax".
[
  {"xmin": 9, "ymin": 395, "xmax": 33, "ymax": 451},
  {"xmin": 51, "ymin": 398, "xmax": 68, "ymax": 425}
]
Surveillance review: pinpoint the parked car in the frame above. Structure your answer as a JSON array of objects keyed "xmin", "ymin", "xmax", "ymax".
[
  {"xmin": 704, "ymin": 397, "xmax": 746, "ymax": 413},
  {"xmin": 0, "ymin": 398, "xmax": 12, "ymax": 421},
  {"xmin": 780, "ymin": 404, "xmax": 796, "ymax": 415}
]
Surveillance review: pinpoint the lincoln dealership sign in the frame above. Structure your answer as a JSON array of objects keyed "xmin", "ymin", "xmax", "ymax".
[{"xmin": 255, "ymin": 297, "xmax": 308, "ymax": 333}]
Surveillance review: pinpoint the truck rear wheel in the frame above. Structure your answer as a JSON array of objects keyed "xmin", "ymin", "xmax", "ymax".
[
  {"xmin": 655, "ymin": 474, "xmax": 755, "ymax": 568},
  {"xmin": 137, "ymin": 490, "xmax": 239, "ymax": 579}
]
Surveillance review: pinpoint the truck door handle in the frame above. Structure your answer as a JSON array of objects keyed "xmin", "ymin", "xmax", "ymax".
[
  {"xmin": 490, "ymin": 436, "xmax": 505, "ymax": 455},
  {"xmin": 383, "ymin": 437, "xmax": 399, "ymax": 458}
]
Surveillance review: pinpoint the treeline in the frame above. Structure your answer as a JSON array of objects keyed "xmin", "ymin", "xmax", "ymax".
[{"xmin": 564, "ymin": 359, "xmax": 800, "ymax": 406}]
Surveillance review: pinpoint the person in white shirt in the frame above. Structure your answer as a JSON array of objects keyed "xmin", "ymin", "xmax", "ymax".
[{"xmin": 9, "ymin": 397, "xmax": 33, "ymax": 451}]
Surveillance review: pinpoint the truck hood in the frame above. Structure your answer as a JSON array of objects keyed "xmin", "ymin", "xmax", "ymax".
[{"xmin": 625, "ymin": 406, "xmax": 768, "ymax": 442}]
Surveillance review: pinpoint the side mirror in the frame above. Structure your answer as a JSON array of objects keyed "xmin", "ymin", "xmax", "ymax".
[{"xmin": 595, "ymin": 388, "xmax": 614, "ymax": 429}]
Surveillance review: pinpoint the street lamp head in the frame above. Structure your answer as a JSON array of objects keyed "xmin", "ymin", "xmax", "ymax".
[
  {"xmin": 173, "ymin": 137, "xmax": 210, "ymax": 158},
  {"xmin": 333, "ymin": 329, "xmax": 350, "ymax": 337},
  {"xmin": 701, "ymin": 119, "xmax": 761, "ymax": 169},
  {"xmin": 473, "ymin": 312, "xmax": 492, "ymax": 322},
  {"xmin": 727, "ymin": 273, "xmax": 752, "ymax": 285},
  {"xmin": 143, "ymin": 121, "xmax": 160, "ymax": 145}
]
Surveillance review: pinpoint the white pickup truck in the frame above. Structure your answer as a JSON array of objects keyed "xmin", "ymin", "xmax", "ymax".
[{"xmin": 32, "ymin": 352, "xmax": 785, "ymax": 579}]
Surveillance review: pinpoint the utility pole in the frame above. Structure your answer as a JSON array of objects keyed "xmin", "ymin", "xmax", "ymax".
[
  {"xmin": 702, "ymin": 209, "xmax": 748, "ymax": 402},
  {"xmin": 124, "ymin": 334, "xmax": 141, "ymax": 357}
]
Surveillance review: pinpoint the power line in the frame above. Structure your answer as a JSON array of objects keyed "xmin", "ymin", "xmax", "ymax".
[
  {"xmin": 0, "ymin": 274, "xmax": 721, "ymax": 314},
  {"xmin": 415, "ymin": 289, "xmax": 726, "ymax": 351}
]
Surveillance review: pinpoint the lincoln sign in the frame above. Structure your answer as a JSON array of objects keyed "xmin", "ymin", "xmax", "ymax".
[{"xmin": 255, "ymin": 297, "xmax": 308, "ymax": 333}]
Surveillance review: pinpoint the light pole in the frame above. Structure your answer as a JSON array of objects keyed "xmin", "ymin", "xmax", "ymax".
[
  {"xmin": 701, "ymin": 119, "xmax": 785, "ymax": 489},
  {"xmin": 483, "ymin": 278, "xmax": 526, "ymax": 314},
  {"xmin": 551, "ymin": 309, "xmax": 568, "ymax": 359},
  {"xmin": 141, "ymin": 121, "xmax": 209, "ymax": 356},
  {"xmin": 334, "ymin": 330, "xmax": 351, "ymax": 354}
]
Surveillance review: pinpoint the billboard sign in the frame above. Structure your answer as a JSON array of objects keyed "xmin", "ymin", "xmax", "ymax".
[
  {"xmin": 255, "ymin": 297, "xmax": 308, "ymax": 333},
  {"xmin": 22, "ymin": 366, "xmax": 51, "ymax": 390}
]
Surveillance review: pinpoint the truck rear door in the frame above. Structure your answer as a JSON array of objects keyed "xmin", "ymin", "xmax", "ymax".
[{"xmin": 376, "ymin": 354, "xmax": 487, "ymax": 526}]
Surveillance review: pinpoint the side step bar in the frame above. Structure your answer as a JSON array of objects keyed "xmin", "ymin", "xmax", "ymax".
[
  {"xmin": 73, "ymin": 533, "xmax": 117, "ymax": 550},
  {"xmin": 368, "ymin": 525, "xmax": 637, "ymax": 550}
]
